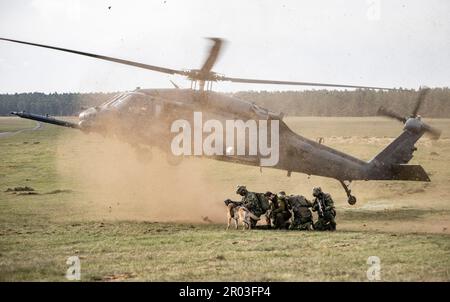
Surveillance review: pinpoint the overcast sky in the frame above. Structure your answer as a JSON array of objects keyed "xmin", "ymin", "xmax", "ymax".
[{"xmin": 0, "ymin": 0, "xmax": 449, "ymax": 93}]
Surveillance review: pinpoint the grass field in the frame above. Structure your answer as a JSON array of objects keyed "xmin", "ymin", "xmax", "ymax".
[{"xmin": 0, "ymin": 116, "xmax": 449, "ymax": 281}]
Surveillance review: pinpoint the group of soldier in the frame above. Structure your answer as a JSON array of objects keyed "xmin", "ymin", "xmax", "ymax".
[{"xmin": 229, "ymin": 185, "xmax": 337, "ymax": 231}]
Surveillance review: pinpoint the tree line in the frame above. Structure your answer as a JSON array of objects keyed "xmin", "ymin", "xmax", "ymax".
[
  {"xmin": 0, "ymin": 88, "xmax": 449, "ymax": 117},
  {"xmin": 0, "ymin": 92, "xmax": 116, "ymax": 116},
  {"xmin": 234, "ymin": 88, "xmax": 450, "ymax": 117}
]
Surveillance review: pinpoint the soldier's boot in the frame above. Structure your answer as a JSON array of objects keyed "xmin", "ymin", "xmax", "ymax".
[
  {"xmin": 284, "ymin": 214, "xmax": 291, "ymax": 230},
  {"xmin": 314, "ymin": 220, "xmax": 324, "ymax": 231},
  {"xmin": 298, "ymin": 223, "xmax": 306, "ymax": 231},
  {"xmin": 305, "ymin": 222, "xmax": 313, "ymax": 231},
  {"xmin": 329, "ymin": 217, "xmax": 337, "ymax": 231},
  {"xmin": 274, "ymin": 214, "xmax": 284, "ymax": 229},
  {"xmin": 308, "ymin": 217, "xmax": 315, "ymax": 230},
  {"xmin": 318, "ymin": 218, "xmax": 330, "ymax": 231},
  {"xmin": 313, "ymin": 221, "xmax": 319, "ymax": 230}
]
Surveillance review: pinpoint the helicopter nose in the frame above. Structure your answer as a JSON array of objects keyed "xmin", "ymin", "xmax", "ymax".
[
  {"xmin": 78, "ymin": 107, "xmax": 98, "ymax": 129},
  {"xmin": 79, "ymin": 107, "xmax": 97, "ymax": 121}
]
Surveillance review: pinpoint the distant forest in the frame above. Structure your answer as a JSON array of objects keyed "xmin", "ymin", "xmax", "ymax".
[{"xmin": 0, "ymin": 88, "xmax": 449, "ymax": 117}]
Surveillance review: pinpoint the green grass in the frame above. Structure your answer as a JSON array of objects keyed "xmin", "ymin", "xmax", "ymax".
[
  {"xmin": 0, "ymin": 117, "xmax": 36, "ymax": 132},
  {"xmin": 1, "ymin": 221, "xmax": 449, "ymax": 281},
  {"xmin": 1, "ymin": 117, "xmax": 450, "ymax": 281}
]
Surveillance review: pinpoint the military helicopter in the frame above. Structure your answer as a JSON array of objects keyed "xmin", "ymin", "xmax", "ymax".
[{"xmin": 0, "ymin": 37, "xmax": 441, "ymax": 205}]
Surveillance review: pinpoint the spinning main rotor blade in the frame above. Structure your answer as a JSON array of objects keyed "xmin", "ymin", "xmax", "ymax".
[
  {"xmin": 412, "ymin": 88, "xmax": 430, "ymax": 116},
  {"xmin": 218, "ymin": 76, "xmax": 395, "ymax": 90},
  {"xmin": 0, "ymin": 37, "xmax": 186, "ymax": 76},
  {"xmin": 200, "ymin": 38, "xmax": 223, "ymax": 74},
  {"xmin": 1, "ymin": 37, "xmax": 394, "ymax": 90}
]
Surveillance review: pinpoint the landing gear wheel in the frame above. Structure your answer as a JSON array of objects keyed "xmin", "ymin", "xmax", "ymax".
[
  {"xmin": 347, "ymin": 195, "xmax": 357, "ymax": 205},
  {"xmin": 339, "ymin": 180, "xmax": 357, "ymax": 205}
]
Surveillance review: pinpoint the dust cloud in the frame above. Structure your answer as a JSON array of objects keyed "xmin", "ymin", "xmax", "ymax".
[{"xmin": 56, "ymin": 131, "xmax": 227, "ymax": 223}]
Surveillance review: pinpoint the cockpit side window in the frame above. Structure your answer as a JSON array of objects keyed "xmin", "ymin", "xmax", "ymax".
[
  {"xmin": 110, "ymin": 94, "xmax": 133, "ymax": 109},
  {"xmin": 126, "ymin": 95, "xmax": 151, "ymax": 115},
  {"xmin": 103, "ymin": 92, "xmax": 163, "ymax": 117},
  {"xmin": 101, "ymin": 93, "xmax": 123, "ymax": 107}
]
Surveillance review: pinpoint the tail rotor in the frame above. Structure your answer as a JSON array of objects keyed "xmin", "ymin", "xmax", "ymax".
[{"xmin": 377, "ymin": 88, "xmax": 441, "ymax": 140}]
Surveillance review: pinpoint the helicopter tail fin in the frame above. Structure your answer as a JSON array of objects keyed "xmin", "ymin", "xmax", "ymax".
[
  {"xmin": 390, "ymin": 164, "xmax": 430, "ymax": 181},
  {"xmin": 368, "ymin": 129, "xmax": 430, "ymax": 181}
]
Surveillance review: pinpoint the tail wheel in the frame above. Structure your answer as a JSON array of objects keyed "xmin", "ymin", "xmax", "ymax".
[
  {"xmin": 339, "ymin": 180, "xmax": 357, "ymax": 205},
  {"xmin": 347, "ymin": 195, "xmax": 357, "ymax": 205}
]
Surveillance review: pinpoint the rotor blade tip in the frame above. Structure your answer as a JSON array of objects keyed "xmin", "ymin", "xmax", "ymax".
[{"xmin": 206, "ymin": 37, "xmax": 223, "ymax": 41}]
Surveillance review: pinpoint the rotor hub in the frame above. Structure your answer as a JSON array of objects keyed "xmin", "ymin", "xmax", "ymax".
[{"xmin": 404, "ymin": 117, "xmax": 423, "ymax": 134}]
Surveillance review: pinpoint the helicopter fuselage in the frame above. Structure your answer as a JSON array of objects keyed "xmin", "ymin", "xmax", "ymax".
[{"xmin": 76, "ymin": 89, "xmax": 379, "ymax": 180}]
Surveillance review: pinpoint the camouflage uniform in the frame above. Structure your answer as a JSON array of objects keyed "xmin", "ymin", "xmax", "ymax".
[
  {"xmin": 311, "ymin": 187, "xmax": 336, "ymax": 231},
  {"xmin": 263, "ymin": 192, "xmax": 276, "ymax": 227},
  {"xmin": 242, "ymin": 191, "xmax": 265, "ymax": 217},
  {"xmin": 271, "ymin": 192, "xmax": 292, "ymax": 229},
  {"xmin": 288, "ymin": 195, "xmax": 313, "ymax": 231},
  {"xmin": 236, "ymin": 186, "xmax": 268, "ymax": 227}
]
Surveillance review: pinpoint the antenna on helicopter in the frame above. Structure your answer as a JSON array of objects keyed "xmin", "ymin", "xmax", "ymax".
[{"xmin": 169, "ymin": 80, "xmax": 180, "ymax": 89}]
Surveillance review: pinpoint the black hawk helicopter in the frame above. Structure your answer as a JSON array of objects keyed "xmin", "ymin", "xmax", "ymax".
[{"xmin": 0, "ymin": 37, "xmax": 441, "ymax": 205}]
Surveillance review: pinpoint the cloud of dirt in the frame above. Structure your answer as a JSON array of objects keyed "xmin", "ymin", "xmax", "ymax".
[
  {"xmin": 53, "ymin": 114, "xmax": 449, "ymax": 225},
  {"xmin": 55, "ymin": 130, "xmax": 228, "ymax": 223}
]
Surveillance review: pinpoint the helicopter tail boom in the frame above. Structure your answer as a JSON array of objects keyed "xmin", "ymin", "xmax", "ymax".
[{"xmin": 10, "ymin": 111, "xmax": 80, "ymax": 129}]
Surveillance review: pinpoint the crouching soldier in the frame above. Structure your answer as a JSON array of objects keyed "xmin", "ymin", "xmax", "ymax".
[
  {"xmin": 270, "ymin": 192, "xmax": 292, "ymax": 229},
  {"xmin": 311, "ymin": 187, "xmax": 337, "ymax": 231},
  {"xmin": 288, "ymin": 194, "xmax": 314, "ymax": 231},
  {"xmin": 236, "ymin": 185, "xmax": 267, "ymax": 227}
]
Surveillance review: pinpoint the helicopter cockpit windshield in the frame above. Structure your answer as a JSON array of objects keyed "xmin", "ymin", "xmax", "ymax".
[
  {"xmin": 108, "ymin": 93, "xmax": 133, "ymax": 110},
  {"xmin": 107, "ymin": 92, "xmax": 150, "ymax": 116}
]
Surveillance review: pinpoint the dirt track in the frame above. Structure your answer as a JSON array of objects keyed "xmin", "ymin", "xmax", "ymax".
[{"xmin": 0, "ymin": 121, "xmax": 41, "ymax": 138}]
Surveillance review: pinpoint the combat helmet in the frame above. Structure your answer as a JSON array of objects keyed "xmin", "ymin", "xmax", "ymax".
[
  {"xmin": 236, "ymin": 185, "xmax": 248, "ymax": 195},
  {"xmin": 277, "ymin": 191, "xmax": 287, "ymax": 199},
  {"xmin": 312, "ymin": 187, "xmax": 322, "ymax": 197}
]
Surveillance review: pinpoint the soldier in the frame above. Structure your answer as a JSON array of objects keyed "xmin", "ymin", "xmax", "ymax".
[
  {"xmin": 264, "ymin": 191, "xmax": 277, "ymax": 203},
  {"xmin": 311, "ymin": 187, "xmax": 336, "ymax": 231},
  {"xmin": 264, "ymin": 191, "xmax": 277, "ymax": 227},
  {"xmin": 270, "ymin": 192, "xmax": 292, "ymax": 229},
  {"xmin": 236, "ymin": 185, "xmax": 266, "ymax": 227},
  {"xmin": 288, "ymin": 194, "xmax": 314, "ymax": 231}
]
